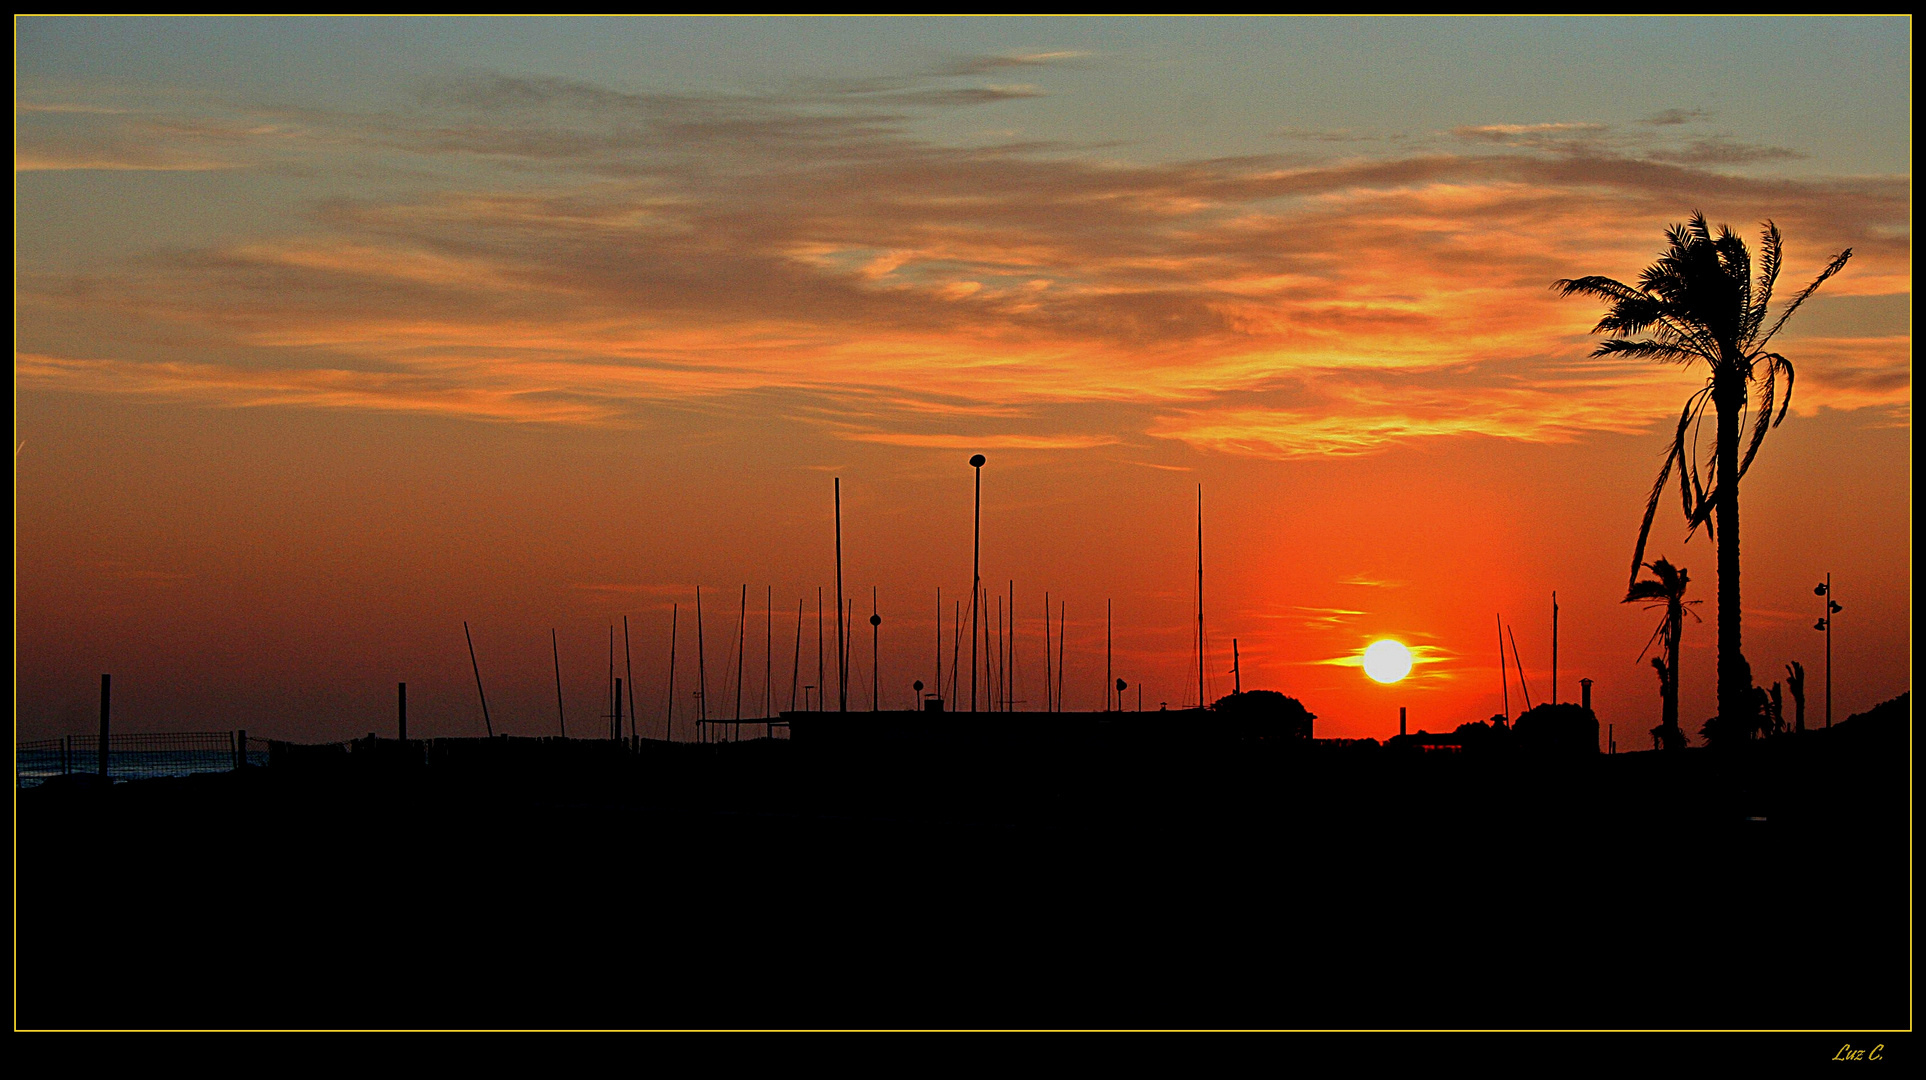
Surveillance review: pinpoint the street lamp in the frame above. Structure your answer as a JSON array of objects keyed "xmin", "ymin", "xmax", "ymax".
[
  {"xmin": 871, "ymin": 608, "xmax": 882, "ymax": 712},
  {"xmin": 1814, "ymin": 575, "xmax": 1841, "ymax": 728}
]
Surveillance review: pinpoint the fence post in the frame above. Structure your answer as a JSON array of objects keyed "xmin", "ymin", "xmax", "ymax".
[
  {"xmin": 62, "ymin": 736, "xmax": 70, "ymax": 776},
  {"xmin": 98, "ymin": 674, "xmax": 111, "ymax": 779},
  {"xmin": 236, "ymin": 729, "xmax": 248, "ymax": 772}
]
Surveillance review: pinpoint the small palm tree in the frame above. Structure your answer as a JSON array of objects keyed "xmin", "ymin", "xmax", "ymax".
[
  {"xmin": 1556, "ymin": 214, "xmax": 1850, "ymax": 731},
  {"xmin": 1786, "ymin": 660, "xmax": 1807, "ymax": 733},
  {"xmin": 1626, "ymin": 557, "xmax": 1697, "ymax": 751}
]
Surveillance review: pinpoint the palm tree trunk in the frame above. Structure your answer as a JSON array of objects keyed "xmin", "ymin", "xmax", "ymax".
[{"xmin": 1715, "ymin": 382, "xmax": 1749, "ymax": 738}]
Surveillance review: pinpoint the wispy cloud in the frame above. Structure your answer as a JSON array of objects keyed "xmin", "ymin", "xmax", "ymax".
[
  {"xmin": 1310, "ymin": 643, "xmax": 1457, "ymax": 682},
  {"xmin": 15, "ymin": 71, "xmax": 1909, "ymax": 456},
  {"xmin": 1638, "ymin": 108, "xmax": 1711, "ymax": 126}
]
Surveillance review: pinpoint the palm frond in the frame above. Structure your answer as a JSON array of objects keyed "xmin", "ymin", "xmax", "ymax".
[
  {"xmin": 1755, "ymin": 247, "xmax": 1853, "ymax": 350},
  {"xmin": 1747, "ymin": 220, "xmax": 1783, "ymax": 342},
  {"xmin": 1635, "ymin": 617, "xmax": 1668, "ymax": 664},
  {"xmin": 1550, "ymin": 275, "xmax": 1644, "ymax": 304},
  {"xmin": 1629, "ymin": 450, "xmax": 1677, "ymax": 593},
  {"xmin": 1652, "ymin": 315, "xmax": 1725, "ymax": 363},
  {"xmin": 1592, "ymin": 338, "xmax": 1702, "ymax": 363},
  {"xmin": 1713, "ymin": 223, "xmax": 1752, "ymax": 318},
  {"xmin": 1625, "ymin": 580, "xmax": 1670, "ymax": 603},
  {"xmin": 1738, "ymin": 363, "xmax": 1776, "ymax": 479},
  {"xmin": 1763, "ymin": 353, "xmax": 1794, "ymax": 425}
]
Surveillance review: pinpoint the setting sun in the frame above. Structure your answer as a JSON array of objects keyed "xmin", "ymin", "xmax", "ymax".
[{"xmin": 1362, "ymin": 639, "xmax": 1413, "ymax": 684}]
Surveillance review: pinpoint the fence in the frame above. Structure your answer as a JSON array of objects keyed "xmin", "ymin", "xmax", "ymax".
[{"xmin": 16, "ymin": 732, "xmax": 268, "ymax": 788}]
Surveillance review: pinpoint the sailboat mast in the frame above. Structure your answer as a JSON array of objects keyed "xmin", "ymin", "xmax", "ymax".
[
  {"xmin": 791, "ymin": 596, "xmax": 803, "ymax": 714},
  {"xmin": 1508, "ymin": 623, "xmax": 1533, "ymax": 712},
  {"xmin": 623, "ymin": 615, "xmax": 636, "ymax": 743},
  {"xmin": 551, "ymin": 628, "xmax": 567, "ymax": 737},
  {"xmin": 1496, "ymin": 613, "xmax": 1508, "ymax": 722},
  {"xmin": 1197, "ymin": 483, "xmax": 1205, "ymax": 708},
  {"xmin": 696, "ymin": 586, "xmax": 707, "ymax": 731},
  {"xmin": 463, "ymin": 620, "xmax": 493, "ymax": 738},
  {"xmin": 666, "ymin": 603, "xmax": 678, "ymax": 742},
  {"xmin": 835, "ymin": 478, "xmax": 846, "ymax": 713}
]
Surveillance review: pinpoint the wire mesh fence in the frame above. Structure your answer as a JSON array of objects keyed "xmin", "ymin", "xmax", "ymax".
[{"xmin": 16, "ymin": 732, "xmax": 266, "ymax": 787}]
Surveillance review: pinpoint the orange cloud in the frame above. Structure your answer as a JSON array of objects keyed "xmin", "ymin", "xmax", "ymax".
[{"xmin": 15, "ymin": 71, "xmax": 1910, "ymax": 457}]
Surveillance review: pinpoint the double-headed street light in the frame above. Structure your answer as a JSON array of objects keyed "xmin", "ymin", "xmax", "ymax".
[{"xmin": 1814, "ymin": 575, "xmax": 1841, "ymax": 728}]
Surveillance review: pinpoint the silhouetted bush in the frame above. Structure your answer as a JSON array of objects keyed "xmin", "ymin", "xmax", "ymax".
[
  {"xmin": 1210, "ymin": 690, "xmax": 1314, "ymax": 740},
  {"xmin": 1513, "ymin": 703, "xmax": 1598, "ymax": 756}
]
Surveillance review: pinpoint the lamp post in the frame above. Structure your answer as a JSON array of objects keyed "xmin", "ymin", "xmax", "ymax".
[
  {"xmin": 871, "ymin": 608, "xmax": 882, "ymax": 712},
  {"xmin": 1814, "ymin": 574, "xmax": 1840, "ymax": 728},
  {"xmin": 969, "ymin": 454, "xmax": 985, "ymax": 713}
]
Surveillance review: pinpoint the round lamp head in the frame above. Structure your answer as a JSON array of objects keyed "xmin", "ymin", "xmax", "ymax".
[
  {"xmin": 969, "ymin": 454, "xmax": 986, "ymax": 467},
  {"xmin": 870, "ymin": 613, "xmax": 881, "ymax": 626}
]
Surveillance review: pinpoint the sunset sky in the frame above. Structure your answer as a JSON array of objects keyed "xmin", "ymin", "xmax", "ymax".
[{"xmin": 15, "ymin": 17, "xmax": 1911, "ymax": 744}]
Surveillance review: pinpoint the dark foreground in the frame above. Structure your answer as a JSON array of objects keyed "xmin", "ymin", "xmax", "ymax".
[{"xmin": 17, "ymin": 703, "xmax": 1909, "ymax": 1031}]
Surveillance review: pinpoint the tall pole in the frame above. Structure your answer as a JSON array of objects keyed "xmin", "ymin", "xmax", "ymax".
[
  {"xmin": 791, "ymin": 596, "xmax": 804, "ymax": 714},
  {"xmin": 551, "ymin": 628, "xmax": 568, "ymax": 737},
  {"xmin": 464, "ymin": 621, "xmax": 494, "ymax": 737},
  {"xmin": 1044, "ymin": 591, "xmax": 1052, "ymax": 713},
  {"xmin": 766, "ymin": 585, "xmax": 773, "ymax": 723},
  {"xmin": 1508, "ymin": 624, "xmax": 1534, "ymax": 712},
  {"xmin": 1825, "ymin": 572, "xmax": 1833, "ymax": 728},
  {"xmin": 835, "ymin": 478, "xmax": 846, "ymax": 713},
  {"xmin": 1496, "ymin": 613, "xmax": 1509, "ymax": 722},
  {"xmin": 1551, "ymin": 590, "xmax": 1559, "ymax": 705},
  {"xmin": 1197, "ymin": 484, "xmax": 1206, "ymax": 709},
  {"xmin": 98, "ymin": 673, "xmax": 111, "ymax": 778},
  {"xmin": 996, "ymin": 593, "xmax": 1004, "ymax": 712},
  {"xmin": 949, "ymin": 600, "xmax": 962, "ymax": 708},
  {"xmin": 608, "ymin": 624, "xmax": 616, "ymax": 739},
  {"xmin": 871, "ymin": 586, "xmax": 880, "ymax": 712},
  {"xmin": 1232, "ymin": 638, "xmax": 1240, "ymax": 695},
  {"xmin": 970, "ymin": 454, "xmax": 985, "ymax": 713},
  {"xmin": 696, "ymin": 586, "xmax": 708, "ymax": 732},
  {"xmin": 666, "ymin": 604, "xmax": 678, "ymax": 743},
  {"xmin": 624, "ymin": 615, "xmax": 637, "ymax": 742},
  {"xmin": 736, "ymin": 583, "xmax": 747, "ymax": 739}
]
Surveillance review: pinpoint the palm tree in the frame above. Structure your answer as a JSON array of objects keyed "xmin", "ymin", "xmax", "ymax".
[
  {"xmin": 1555, "ymin": 214, "xmax": 1851, "ymax": 733},
  {"xmin": 1625, "ymin": 557, "xmax": 1697, "ymax": 751},
  {"xmin": 1786, "ymin": 660, "xmax": 1807, "ymax": 733}
]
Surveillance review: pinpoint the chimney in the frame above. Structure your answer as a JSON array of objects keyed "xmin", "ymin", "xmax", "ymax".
[
  {"xmin": 1399, "ymin": 706, "xmax": 1407, "ymax": 738},
  {"xmin": 1580, "ymin": 678, "xmax": 1593, "ymax": 712}
]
